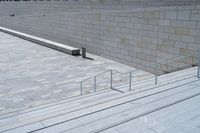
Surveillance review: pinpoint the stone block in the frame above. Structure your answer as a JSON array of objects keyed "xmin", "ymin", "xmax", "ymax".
[
  {"xmin": 158, "ymin": 33, "xmax": 169, "ymax": 39},
  {"xmin": 144, "ymin": 12, "xmax": 154, "ymax": 19},
  {"xmin": 136, "ymin": 52, "xmax": 146, "ymax": 60},
  {"xmin": 191, "ymin": 14, "xmax": 200, "ymax": 21},
  {"xmin": 169, "ymin": 33, "xmax": 182, "ymax": 41},
  {"xmin": 158, "ymin": 52, "xmax": 174, "ymax": 59},
  {"xmin": 120, "ymin": 38, "xmax": 130, "ymax": 45},
  {"xmin": 168, "ymin": 47, "xmax": 180, "ymax": 55},
  {"xmin": 157, "ymin": 45, "xmax": 169, "ymax": 52},
  {"xmin": 194, "ymin": 36, "xmax": 200, "ymax": 44},
  {"xmin": 166, "ymin": 11, "xmax": 177, "ymax": 20},
  {"xmin": 175, "ymin": 27, "xmax": 190, "ymax": 35},
  {"xmin": 198, "ymin": 23, "xmax": 200, "ymax": 28},
  {"xmin": 160, "ymin": 27, "xmax": 176, "ymax": 34},
  {"xmin": 134, "ymin": 12, "xmax": 143, "ymax": 18},
  {"xmin": 161, "ymin": 40, "xmax": 175, "ymax": 47},
  {"xmin": 180, "ymin": 48, "xmax": 194, "ymax": 56},
  {"xmin": 188, "ymin": 43, "xmax": 200, "ymax": 51},
  {"xmin": 175, "ymin": 41, "xmax": 188, "ymax": 49},
  {"xmin": 141, "ymin": 48, "xmax": 152, "ymax": 55},
  {"xmin": 189, "ymin": 29, "xmax": 200, "ymax": 36},
  {"xmin": 159, "ymin": 12, "xmax": 165, "ymax": 19},
  {"xmin": 154, "ymin": 12, "xmax": 160, "ymax": 19},
  {"xmin": 147, "ymin": 43, "xmax": 157, "ymax": 50},
  {"xmin": 185, "ymin": 56, "xmax": 194, "ymax": 64},
  {"xmin": 159, "ymin": 20, "xmax": 170, "ymax": 26},
  {"xmin": 177, "ymin": 10, "xmax": 191, "ymax": 20},
  {"xmin": 136, "ymin": 41, "xmax": 146, "ymax": 48},
  {"xmin": 170, "ymin": 20, "xmax": 183, "ymax": 27},
  {"xmin": 192, "ymin": 10, "xmax": 199, "ymax": 14},
  {"xmin": 182, "ymin": 36, "xmax": 195, "ymax": 43},
  {"xmin": 182, "ymin": 21, "xmax": 197, "ymax": 29}
]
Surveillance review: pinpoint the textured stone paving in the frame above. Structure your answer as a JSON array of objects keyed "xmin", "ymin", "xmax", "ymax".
[{"xmin": 0, "ymin": 31, "xmax": 153, "ymax": 113}]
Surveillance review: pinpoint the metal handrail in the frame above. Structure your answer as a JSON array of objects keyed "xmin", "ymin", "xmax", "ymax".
[
  {"xmin": 112, "ymin": 69, "xmax": 136, "ymax": 91},
  {"xmin": 80, "ymin": 69, "xmax": 112, "ymax": 95},
  {"xmin": 79, "ymin": 69, "xmax": 139, "ymax": 95},
  {"xmin": 78, "ymin": 54, "xmax": 198, "ymax": 95},
  {"xmin": 112, "ymin": 69, "xmax": 138, "ymax": 75},
  {"xmin": 80, "ymin": 70, "xmax": 111, "ymax": 82},
  {"xmin": 198, "ymin": 49, "xmax": 200, "ymax": 78},
  {"xmin": 112, "ymin": 69, "xmax": 156, "ymax": 91},
  {"xmin": 198, "ymin": 61, "xmax": 200, "ymax": 78}
]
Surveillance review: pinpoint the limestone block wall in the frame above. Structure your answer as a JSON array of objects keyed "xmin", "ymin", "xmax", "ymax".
[
  {"xmin": 1, "ymin": 0, "xmax": 200, "ymax": 17},
  {"xmin": 0, "ymin": 1, "xmax": 200, "ymax": 74}
]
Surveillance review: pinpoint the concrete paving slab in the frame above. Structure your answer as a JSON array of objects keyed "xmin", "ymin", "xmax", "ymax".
[{"xmin": 0, "ymin": 31, "xmax": 146, "ymax": 113}]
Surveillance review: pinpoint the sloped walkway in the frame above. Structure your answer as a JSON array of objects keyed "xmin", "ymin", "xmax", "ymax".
[{"xmin": 0, "ymin": 31, "xmax": 152, "ymax": 114}]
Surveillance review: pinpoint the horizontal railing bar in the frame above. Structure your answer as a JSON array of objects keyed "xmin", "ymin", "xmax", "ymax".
[
  {"xmin": 123, "ymin": 69, "xmax": 140, "ymax": 75},
  {"xmin": 80, "ymin": 70, "xmax": 111, "ymax": 82},
  {"xmin": 77, "ymin": 54, "xmax": 196, "ymax": 97},
  {"xmin": 112, "ymin": 69, "xmax": 139, "ymax": 75},
  {"xmin": 81, "ymin": 69, "xmax": 140, "ymax": 83}
]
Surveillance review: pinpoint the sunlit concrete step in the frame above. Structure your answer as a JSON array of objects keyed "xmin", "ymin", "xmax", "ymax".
[
  {"xmin": 61, "ymin": 81, "xmax": 200, "ymax": 133},
  {"xmin": 0, "ymin": 26, "xmax": 80, "ymax": 55},
  {"xmin": 1, "ymin": 75, "xmax": 198, "ymax": 133},
  {"xmin": 0, "ymin": 64, "xmax": 196, "ymax": 120},
  {"xmin": 29, "ymin": 78, "xmax": 200, "ymax": 133},
  {"xmin": 100, "ymin": 92, "xmax": 200, "ymax": 133},
  {"xmin": 2, "ymin": 67, "xmax": 195, "ymax": 120},
  {"xmin": 0, "ymin": 89, "xmax": 120, "ymax": 119},
  {"xmin": 0, "ymin": 88, "xmax": 108, "ymax": 116},
  {"xmin": 164, "ymin": 111, "xmax": 200, "ymax": 133},
  {"xmin": 0, "ymin": 69, "xmax": 195, "ymax": 121}
]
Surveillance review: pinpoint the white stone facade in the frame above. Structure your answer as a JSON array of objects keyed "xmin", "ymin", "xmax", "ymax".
[{"xmin": 0, "ymin": 1, "xmax": 199, "ymax": 74}]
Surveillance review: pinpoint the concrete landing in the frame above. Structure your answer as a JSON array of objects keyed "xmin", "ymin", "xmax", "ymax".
[{"xmin": 0, "ymin": 31, "xmax": 152, "ymax": 114}]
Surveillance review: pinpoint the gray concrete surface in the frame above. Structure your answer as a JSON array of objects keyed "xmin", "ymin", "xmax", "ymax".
[
  {"xmin": 0, "ymin": 67, "xmax": 198, "ymax": 133},
  {"xmin": 0, "ymin": 31, "xmax": 152, "ymax": 113}
]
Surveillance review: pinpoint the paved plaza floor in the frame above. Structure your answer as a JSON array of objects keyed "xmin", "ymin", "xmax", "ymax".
[{"xmin": 0, "ymin": 32, "xmax": 153, "ymax": 113}]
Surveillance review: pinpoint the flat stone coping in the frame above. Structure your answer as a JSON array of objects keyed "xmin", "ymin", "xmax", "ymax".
[{"xmin": 0, "ymin": 26, "xmax": 80, "ymax": 55}]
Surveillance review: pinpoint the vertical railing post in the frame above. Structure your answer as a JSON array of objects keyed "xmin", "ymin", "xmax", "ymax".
[
  {"xmin": 198, "ymin": 49, "xmax": 200, "ymax": 79},
  {"xmin": 110, "ymin": 70, "xmax": 113, "ymax": 89},
  {"xmin": 155, "ymin": 62, "xmax": 158, "ymax": 85},
  {"xmin": 155, "ymin": 75, "xmax": 158, "ymax": 85},
  {"xmin": 94, "ymin": 76, "xmax": 97, "ymax": 92},
  {"xmin": 80, "ymin": 81, "xmax": 83, "ymax": 95},
  {"xmin": 155, "ymin": 42, "xmax": 158, "ymax": 85},
  {"xmin": 198, "ymin": 65, "xmax": 200, "ymax": 78},
  {"xmin": 129, "ymin": 72, "xmax": 132, "ymax": 91}
]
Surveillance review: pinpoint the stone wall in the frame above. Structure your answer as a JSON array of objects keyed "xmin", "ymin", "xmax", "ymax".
[{"xmin": 0, "ymin": 1, "xmax": 200, "ymax": 74}]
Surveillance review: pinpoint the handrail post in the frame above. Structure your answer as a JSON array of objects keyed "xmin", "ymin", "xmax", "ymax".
[
  {"xmin": 155, "ymin": 62, "xmax": 158, "ymax": 85},
  {"xmin": 80, "ymin": 81, "xmax": 83, "ymax": 95},
  {"xmin": 94, "ymin": 76, "xmax": 97, "ymax": 92},
  {"xmin": 155, "ymin": 43, "xmax": 158, "ymax": 85},
  {"xmin": 110, "ymin": 70, "xmax": 113, "ymax": 89},
  {"xmin": 155, "ymin": 75, "xmax": 158, "ymax": 85},
  {"xmin": 129, "ymin": 72, "xmax": 132, "ymax": 91},
  {"xmin": 198, "ymin": 50, "xmax": 200, "ymax": 79}
]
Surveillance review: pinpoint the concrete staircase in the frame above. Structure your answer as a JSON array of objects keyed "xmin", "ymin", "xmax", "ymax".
[{"xmin": 0, "ymin": 67, "xmax": 199, "ymax": 133}]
